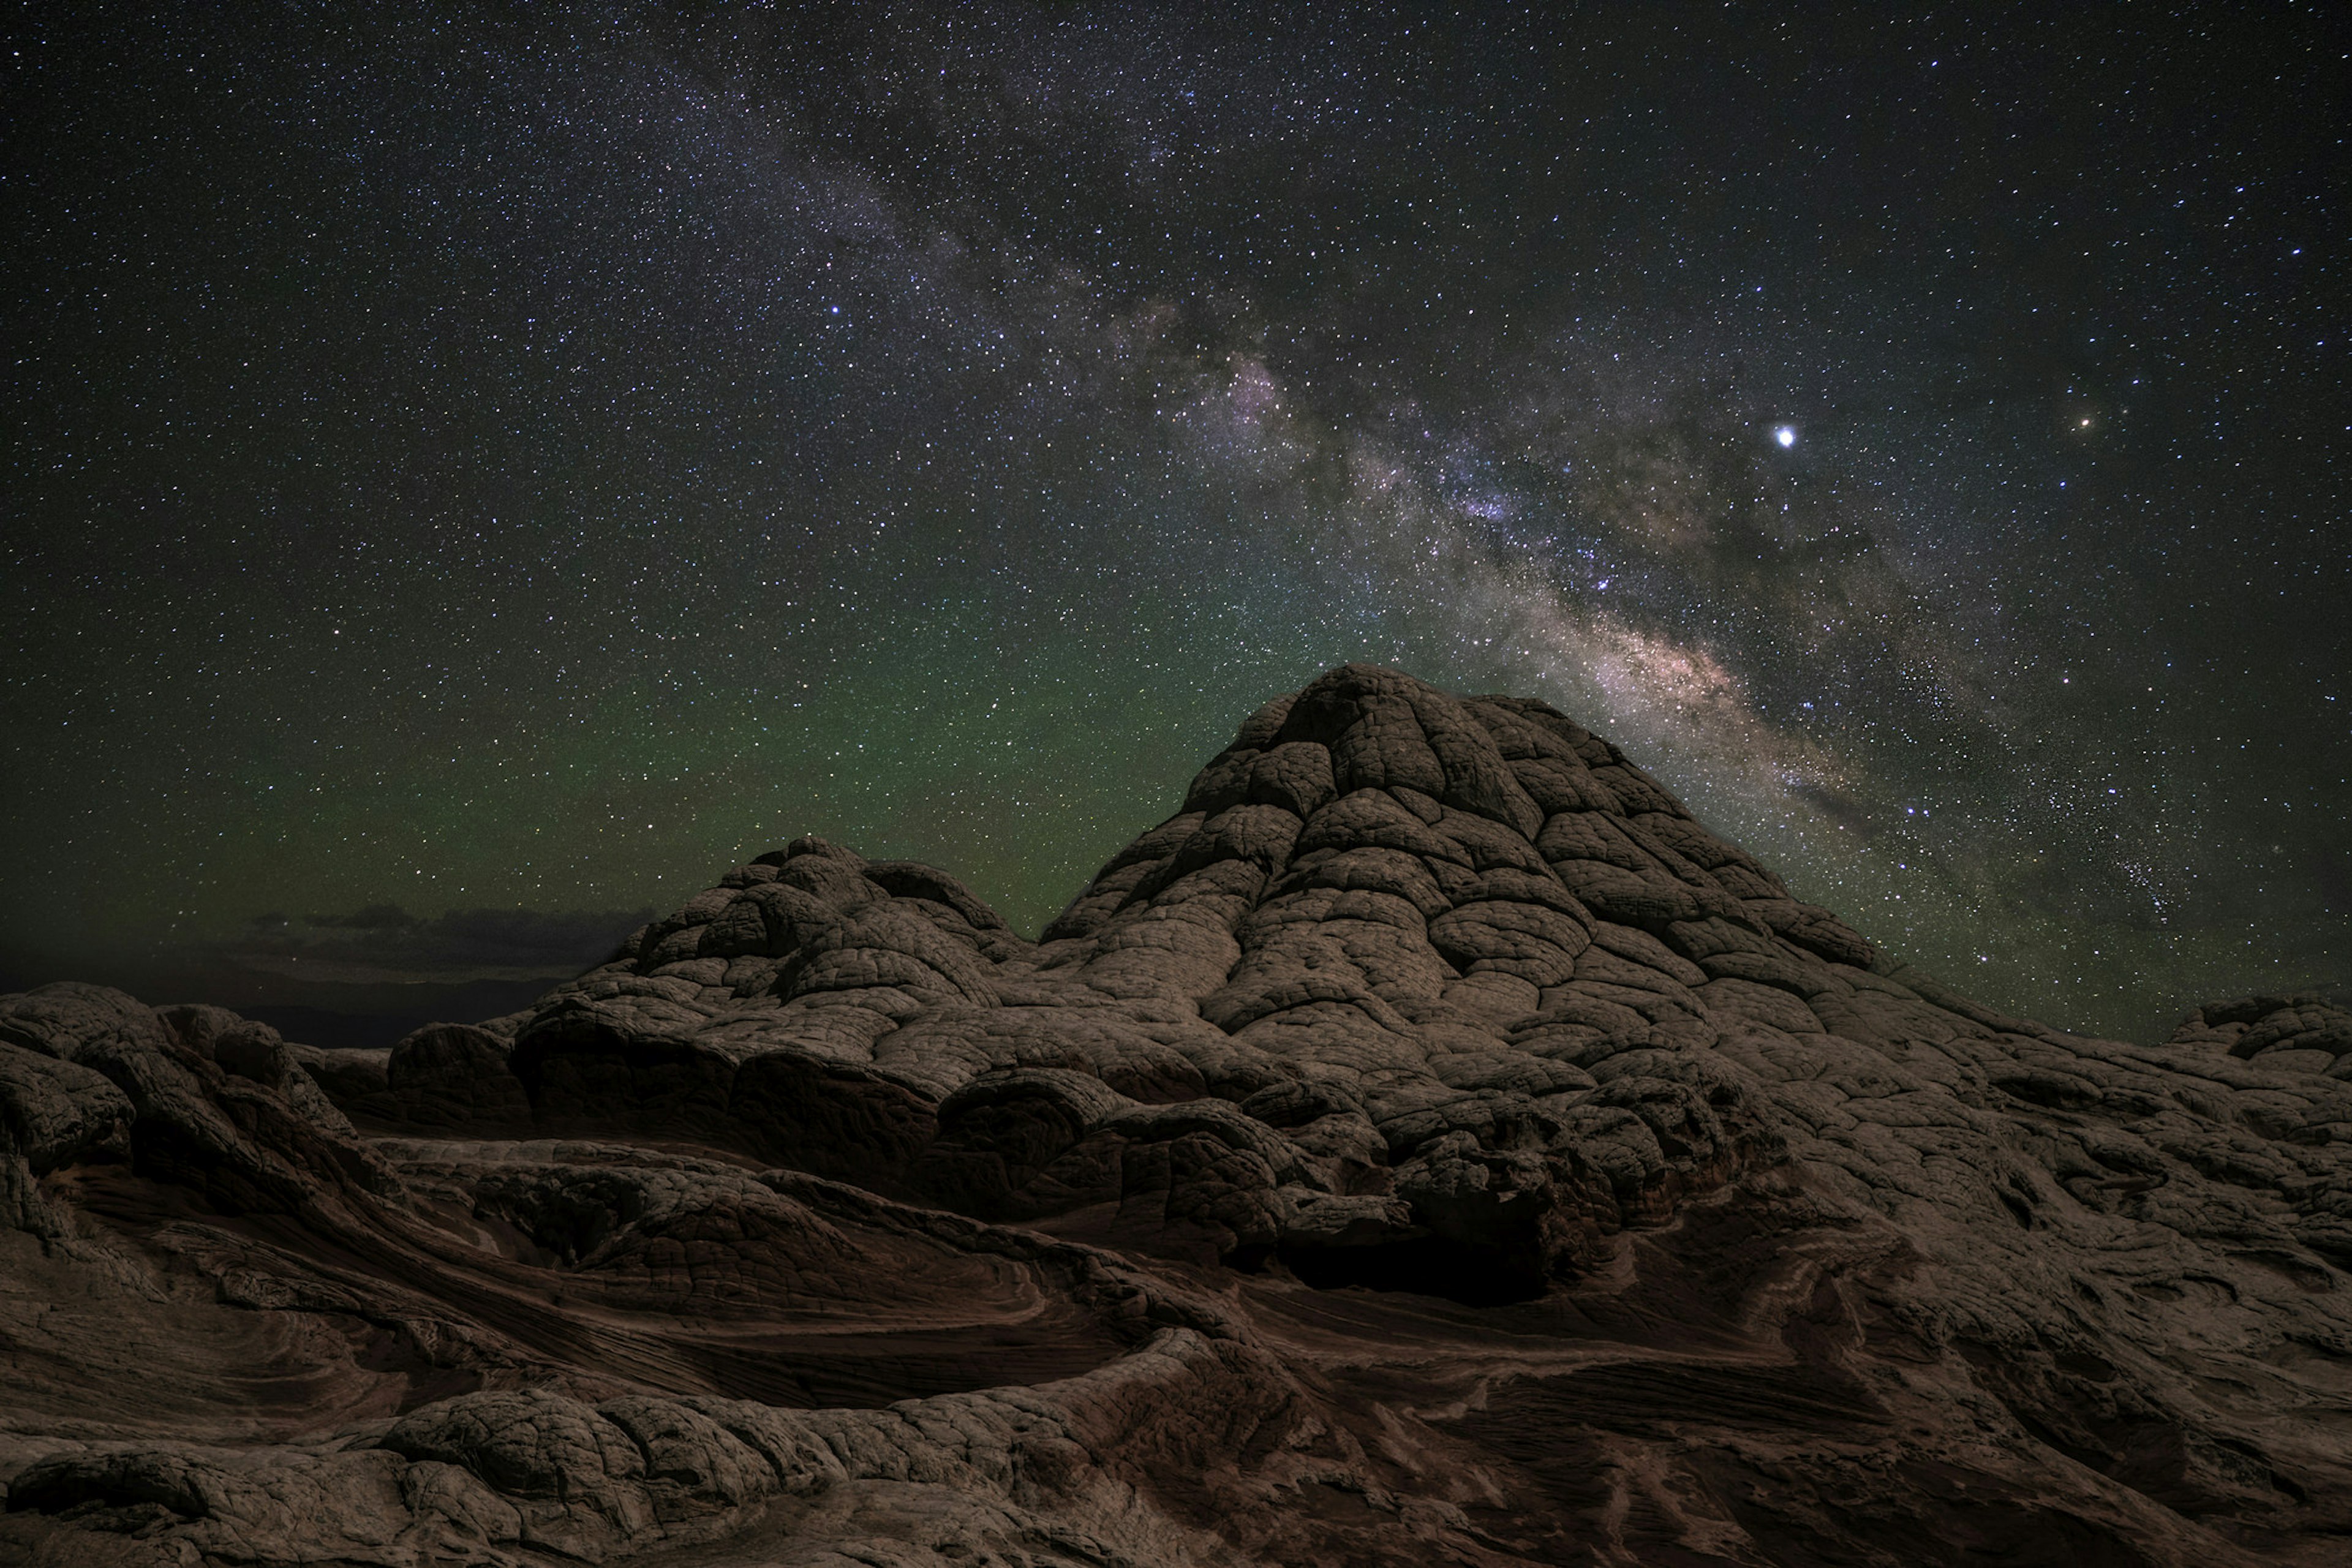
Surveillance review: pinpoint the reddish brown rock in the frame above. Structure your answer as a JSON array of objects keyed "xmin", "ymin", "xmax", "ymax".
[{"xmin": 4, "ymin": 664, "xmax": 2350, "ymax": 1566}]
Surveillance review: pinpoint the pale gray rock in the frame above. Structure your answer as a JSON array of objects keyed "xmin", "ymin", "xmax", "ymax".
[{"xmin": 5, "ymin": 665, "xmax": 2350, "ymax": 1566}]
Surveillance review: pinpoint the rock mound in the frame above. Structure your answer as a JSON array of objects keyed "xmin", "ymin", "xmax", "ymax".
[{"xmin": 4, "ymin": 664, "xmax": 2350, "ymax": 1566}]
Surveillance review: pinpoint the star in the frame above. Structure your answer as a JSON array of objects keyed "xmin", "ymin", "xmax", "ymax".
[{"xmin": 1774, "ymin": 426, "xmax": 1798, "ymax": 448}]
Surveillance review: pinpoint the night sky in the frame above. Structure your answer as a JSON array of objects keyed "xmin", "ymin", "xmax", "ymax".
[{"xmin": 6, "ymin": 2, "xmax": 2347, "ymax": 1042}]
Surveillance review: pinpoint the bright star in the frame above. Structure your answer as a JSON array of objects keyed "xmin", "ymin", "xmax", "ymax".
[{"xmin": 1774, "ymin": 426, "xmax": 1796, "ymax": 447}]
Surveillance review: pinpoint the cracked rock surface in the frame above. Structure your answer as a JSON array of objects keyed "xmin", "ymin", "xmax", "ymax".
[{"xmin": 4, "ymin": 663, "xmax": 2348, "ymax": 1566}]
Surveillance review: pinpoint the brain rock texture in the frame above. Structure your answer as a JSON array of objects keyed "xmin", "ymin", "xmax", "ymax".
[{"xmin": 4, "ymin": 663, "xmax": 2350, "ymax": 1566}]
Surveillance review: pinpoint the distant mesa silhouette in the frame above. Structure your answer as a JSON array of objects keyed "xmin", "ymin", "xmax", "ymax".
[{"xmin": 4, "ymin": 663, "xmax": 2350, "ymax": 1566}]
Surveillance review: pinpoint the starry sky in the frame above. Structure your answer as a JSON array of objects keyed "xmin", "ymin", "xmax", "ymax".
[{"xmin": 6, "ymin": 2, "xmax": 2347, "ymax": 1042}]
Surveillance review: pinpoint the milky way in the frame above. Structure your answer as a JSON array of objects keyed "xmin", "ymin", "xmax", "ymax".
[{"xmin": 6, "ymin": 3, "xmax": 2346, "ymax": 1039}]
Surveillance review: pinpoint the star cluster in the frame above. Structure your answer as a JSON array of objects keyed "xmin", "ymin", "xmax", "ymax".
[{"xmin": 5, "ymin": 2, "xmax": 2346, "ymax": 1040}]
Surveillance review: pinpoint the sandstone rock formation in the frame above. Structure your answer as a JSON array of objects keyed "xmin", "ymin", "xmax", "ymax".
[{"xmin": 2, "ymin": 663, "xmax": 2347, "ymax": 1566}]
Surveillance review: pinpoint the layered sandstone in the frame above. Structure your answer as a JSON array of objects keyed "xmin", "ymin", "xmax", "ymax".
[{"xmin": 3, "ymin": 665, "xmax": 2347, "ymax": 1566}]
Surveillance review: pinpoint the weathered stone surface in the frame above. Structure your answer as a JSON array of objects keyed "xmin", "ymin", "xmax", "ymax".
[
  {"xmin": 4, "ymin": 663, "xmax": 2350, "ymax": 1566},
  {"xmin": 365, "ymin": 1023, "xmax": 535, "ymax": 1131}
]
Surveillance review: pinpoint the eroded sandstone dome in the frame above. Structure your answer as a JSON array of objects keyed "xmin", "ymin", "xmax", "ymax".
[{"xmin": 4, "ymin": 663, "xmax": 2348, "ymax": 1566}]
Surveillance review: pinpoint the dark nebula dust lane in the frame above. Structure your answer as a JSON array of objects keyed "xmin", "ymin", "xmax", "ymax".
[{"xmin": 5, "ymin": 2, "xmax": 2347, "ymax": 1041}]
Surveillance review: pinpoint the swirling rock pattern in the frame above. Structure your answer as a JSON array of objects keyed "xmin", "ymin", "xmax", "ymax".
[{"xmin": 3, "ymin": 664, "xmax": 2348, "ymax": 1566}]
